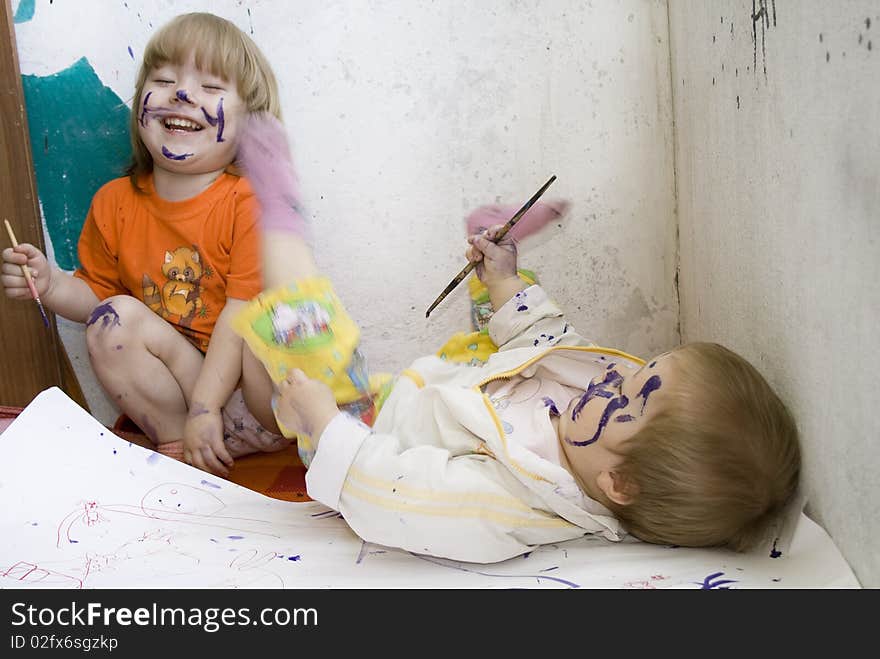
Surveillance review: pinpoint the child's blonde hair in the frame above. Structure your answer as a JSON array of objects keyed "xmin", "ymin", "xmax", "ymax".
[
  {"xmin": 606, "ymin": 342, "xmax": 801, "ymax": 551},
  {"xmin": 126, "ymin": 12, "xmax": 282, "ymax": 187}
]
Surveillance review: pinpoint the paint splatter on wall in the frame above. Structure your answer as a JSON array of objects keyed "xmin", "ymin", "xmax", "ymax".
[{"xmin": 22, "ymin": 57, "xmax": 130, "ymax": 271}]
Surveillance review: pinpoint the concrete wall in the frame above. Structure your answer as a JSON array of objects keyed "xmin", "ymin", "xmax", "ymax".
[
  {"xmin": 12, "ymin": 0, "xmax": 677, "ymax": 426},
  {"xmin": 668, "ymin": 0, "xmax": 879, "ymax": 586}
]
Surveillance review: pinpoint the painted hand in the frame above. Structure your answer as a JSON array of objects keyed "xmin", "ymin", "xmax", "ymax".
[{"xmin": 183, "ymin": 406, "xmax": 233, "ymax": 477}]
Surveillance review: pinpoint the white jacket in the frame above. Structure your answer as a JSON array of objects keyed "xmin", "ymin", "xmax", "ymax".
[{"xmin": 306, "ymin": 285, "xmax": 646, "ymax": 563}]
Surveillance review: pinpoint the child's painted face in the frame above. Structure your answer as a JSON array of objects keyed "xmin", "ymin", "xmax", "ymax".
[
  {"xmin": 555, "ymin": 351, "xmax": 678, "ymax": 503},
  {"xmin": 137, "ymin": 54, "xmax": 245, "ymax": 176}
]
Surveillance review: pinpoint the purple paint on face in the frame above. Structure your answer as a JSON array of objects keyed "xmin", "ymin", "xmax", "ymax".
[
  {"xmin": 637, "ymin": 374, "xmax": 662, "ymax": 414},
  {"xmin": 176, "ymin": 89, "xmax": 192, "ymax": 103},
  {"xmin": 216, "ymin": 98, "xmax": 225, "ymax": 142},
  {"xmin": 201, "ymin": 98, "xmax": 225, "ymax": 141},
  {"xmin": 86, "ymin": 302, "xmax": 121, "ymax": 329},
  {"xmin": 571, "ymin": 370, "xmax": 623, "ymax": 420},
  {"xmin": 201, "ymin": 106, "xmax": 219, "ymax": 126},
  {"xmin": 139, "ymin": 91, "xmax": 152, "ymax": 126},
  {"xmin": 614, "ymin": 414, "xmax": 635, "ymax": 423},
  {"xmin": 542, "ymin": 397, "xmax": 559, "ymax": 416},
  {"xmin": 161, "ymin": 145, "xmax": 193, "ymax": 160},
  {"xmin": 565, "ymin": 395, "xmax": 629, "ymax": 447}
]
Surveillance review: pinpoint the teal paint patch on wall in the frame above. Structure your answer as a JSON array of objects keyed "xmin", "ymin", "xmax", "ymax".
[
  {"xmin": 22, "ymin": 57, "xmax": 131, "ymax": 271},
  {"xmin": 13, "ymin": 0, "xmax": 35, "ymax": 23}
]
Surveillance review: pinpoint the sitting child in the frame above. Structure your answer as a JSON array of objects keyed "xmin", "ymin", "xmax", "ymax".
[{"xmin": 234, "ymin": 115, "xmax": 801, "ymax": 564}]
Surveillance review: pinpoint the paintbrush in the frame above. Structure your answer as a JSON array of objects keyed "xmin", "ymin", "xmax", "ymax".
[
  {"xmin": 4, "ymin": 219, "xmax": 51, "ymax": 328},
  {"xmin": 425, "ymin": 175, "xmax": 556, "ymax": 318}
]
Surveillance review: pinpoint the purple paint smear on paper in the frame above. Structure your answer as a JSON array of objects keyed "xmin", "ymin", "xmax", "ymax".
[
  {"xmin": 413, "ymin": 554, "xmax": 581, "ymax": 589},
  {"xmin": 200, "ymin": 479, "xmax": 222, "ymax": 489},
  {"xmin": 162, "ymin": 145, "xmax": 193, "ymax": 160}
]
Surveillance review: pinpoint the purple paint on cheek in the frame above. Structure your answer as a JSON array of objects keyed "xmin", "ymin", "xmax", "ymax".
[
  {"xmin": 637, "ymin": 374, "xmax": 662, "ymax": 414},
  {"xmin": 176, "ymin": 89, "xmax": 192, "ymax": 103},
  {"xmin": 614, "ymin": 414, "xmax": 635, "ymax": 423},
  {"xmin": 139, "ymin": 91, "xmax": 152, "ymax": 126},
  {"xmin": 571, "ymin": 370, "xmax": 623, "ymax": 420},
  {"xmin": 86, "ymin": 302, "xmax": 121, "ymax": 329},
  {"xmin": 201, "ymin": 106, "xmax": 219, "ymax": 126},
  {"xmin": 542, "ymin": 397, "xmax": 559, "ymax": 416},
  {"xmin": 216, "ymin": 98, "xmax": 225, "ymax": 142},
  {"xmin": 565, "ymin": 395, "xmax": 629, "ymax": 447},
  {"xmin": 161, "ymin": 145, "xmax": 194, "ymax": 160}
]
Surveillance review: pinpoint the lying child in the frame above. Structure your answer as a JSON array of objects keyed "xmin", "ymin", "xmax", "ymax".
[{"xmin": 234, "ymin": 115, "xmax": 801, "ymax": 564}]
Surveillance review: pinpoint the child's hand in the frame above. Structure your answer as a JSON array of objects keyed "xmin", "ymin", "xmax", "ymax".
[
  {"xmin": 1, "ymin": 242, "xmax": 51, "ymax": 299},
  {"xmin": 183, "ymin": 408, "xmax": 234, "ymax": 477},
  {"xmin": 274, "ymin": 369, "xmax": 340, "ymax": 441},
  {"xmin": 466, "ymin": 224, "xmax": 519, "ymax": 287}
]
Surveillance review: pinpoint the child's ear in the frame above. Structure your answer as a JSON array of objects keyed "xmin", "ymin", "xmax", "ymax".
[{"xmin": 597, "ymin": 470, "xmax": 637, "ymax": 506}]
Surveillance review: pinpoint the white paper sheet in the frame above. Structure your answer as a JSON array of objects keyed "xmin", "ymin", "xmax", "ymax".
[{"xmin": 0, "ymin": 388, "xmax": 860, "ymax": 589}]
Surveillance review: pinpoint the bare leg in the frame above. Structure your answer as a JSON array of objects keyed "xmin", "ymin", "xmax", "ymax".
[{"xmin": 85, "ymin": 295, "xmax": 204, "ymax": 445}]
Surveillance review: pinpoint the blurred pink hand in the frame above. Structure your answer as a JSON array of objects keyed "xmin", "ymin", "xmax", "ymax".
[
  {"xmin": 465, "ymin": 200, "xmax": 570, "ymax": 242},
  {"xmin": 237, "ymin": 112, "xmax": 309, "ymax": 237}
]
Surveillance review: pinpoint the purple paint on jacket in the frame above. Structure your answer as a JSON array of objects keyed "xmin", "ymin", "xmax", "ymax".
[
  {"xmin": 161, "ymin": 145, "xmax": 193, "ymax": 160},
  {"xmin": 86, "ymin": 302, "xmax": 121, "ymax": 329},
  {"xmin": 566, "ymin": 395, "xmax": 629, "ymax": 447},
  {"xmin": 542, "ymin": 397, "xmax": 559, "ymax": 416}
]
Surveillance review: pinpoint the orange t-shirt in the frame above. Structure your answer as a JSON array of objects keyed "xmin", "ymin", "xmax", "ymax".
[{"xmin": 73, "ymin": 173, "xmax": 262, "ymax": 352}]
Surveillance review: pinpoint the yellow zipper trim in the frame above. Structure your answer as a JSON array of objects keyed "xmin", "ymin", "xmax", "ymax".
[
  {"xmin": 342, "ymin": 481, "xmax": 575, "ymax": 529},
  {"xmin": 347, "ymin": 466, "xmax": 534, "ymax": 512},
  {"xmin": 400, "ymin": 368, "xmax": 425, "ymax": 388},
  {"xmin": 476, "ymin": 344, "xmax": 645, "ymax": 388}
]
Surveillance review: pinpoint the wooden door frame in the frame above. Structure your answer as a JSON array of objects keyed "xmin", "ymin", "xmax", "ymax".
[{"xmin": 0, "ymin": 0, "xmax": 86, "ymax": 409}]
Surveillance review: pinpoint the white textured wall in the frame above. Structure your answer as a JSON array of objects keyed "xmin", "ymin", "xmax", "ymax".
[
  {"xmin": 668, "ymin": 1, "xmax": 879, "ymax": 586},
  {"xmin": 14, "ymin": 1, "xmax": 677, "ymax": 425}
]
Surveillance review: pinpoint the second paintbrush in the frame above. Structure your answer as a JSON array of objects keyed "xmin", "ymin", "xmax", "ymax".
[{"xmin": 425, "ymin": 175, "xmax": 556, "ymax": 318}]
